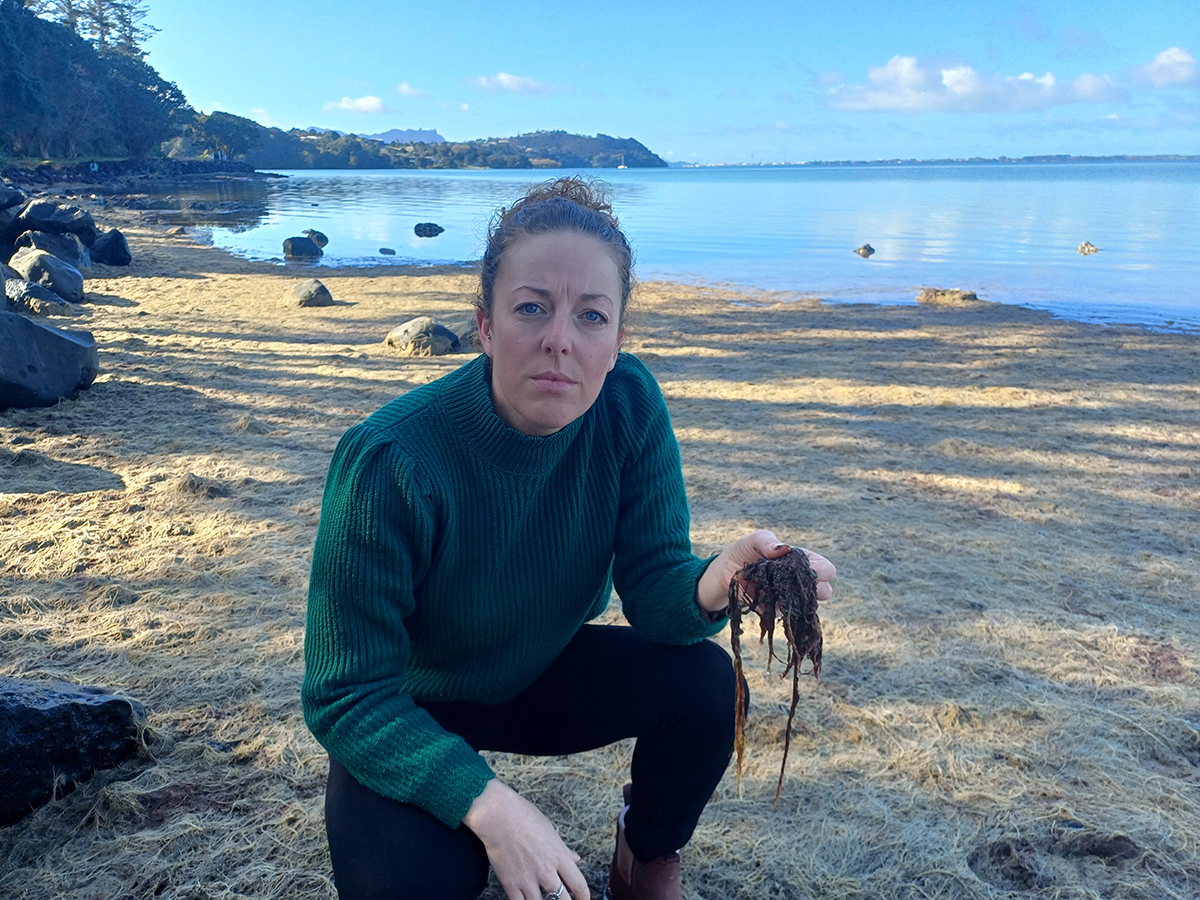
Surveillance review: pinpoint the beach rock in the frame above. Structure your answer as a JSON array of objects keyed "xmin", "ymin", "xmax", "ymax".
[
  {"xmin": 290, "ymin": 278, "xmax": 334, "ymax": 307},
  {"xmin": 1077, "ymin": 241, "xmax": 1100, "ymax": 255},
  {"xmin": 283, "ymin": 236, "xmax": 322, "ymax": 259},
  {"xmin": 15, "ymin": 230, "xmax": 91, "ymax": 271},
  {"xmin": 0, "ymin": 677, "xmax": 144, "ymax": 826},
  {"xmin": 8, "ymin": 247, "xmax": 85, "ymax": 303},
  {"xmin": 379, "ymin": 247, "xmax": 396, "ymax": 255},
  {"xmin": 854, "ymin": 244, "xmax": 875, "ymax": 258},
  {"xmin": 302, "ymin": 229, "xmax": 329, "ymax": 248},
  {"xmin": 90, "ymin": 228, "xmax": 132, "ymax": 267},
  {"xmin": 414, "ymin": 222, "xmax": 444, "ymax": 238},
  {"xmin": 0, "ymin": 311, "xmax": 99, "ymax": 408},
  {"xmin": 15, "ymin": 200, "xmax": 100, "ymax": 247},
  {"xmin": 455, "ymin": 317, "xmax": 481, "ymax": 351},
  {"xmin": 5, "ymin": 277, "xmax": 77, "ymax": 317},
  {"xmin": 916, "ymin": 288, "xmax": 983, "ymax": 307},
  {"xmin": 0, "ymin": 183, "xmax": 27, "ymax": 211},
  {"xmin": 0, "ymin": 204, "xmax": 22, "ymax": 246},
  {"xmin": 385, "ymin": 316, "xmax": 461, "ymax": 356}
]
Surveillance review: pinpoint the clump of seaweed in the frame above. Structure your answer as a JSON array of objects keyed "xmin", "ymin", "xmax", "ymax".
[{"xmin": 729, "ymin": 548, "xmax": 822, "ymax": 803}]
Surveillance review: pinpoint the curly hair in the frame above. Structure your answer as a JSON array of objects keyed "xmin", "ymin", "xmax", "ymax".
[{"xmin": 476, "ymin": 177, "xmax": 634, "ymax": 321}]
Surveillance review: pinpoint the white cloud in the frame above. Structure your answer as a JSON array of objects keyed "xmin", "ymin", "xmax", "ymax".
[
  {"xmin": 1135, "ymin": 47, "xmax": 1199, "ymax": 88},
  {"xmin": 828, "ymin": 55, "xmax": 1128, "ymax": 113},
  {"xmin": 322, "ymin": 95, "xmax": 391, "ymax": 113},
  {"xmin": 470, "ymin": 72, "xmax": 554, "ymax": 96},
  {"xmin": 460, "ymin": 103, "xmax": 470, "ymax": 112},
  {"xmin": 395, "ymin": 82, "xmax": 431, "ymax": 99}
]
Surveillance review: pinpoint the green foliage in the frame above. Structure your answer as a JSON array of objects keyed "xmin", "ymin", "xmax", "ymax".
[
  {"xmin": 0, "ymin": 0, "xmax": 187, "ymax": 159},
  {"xmin": 234, "ymin": 127, "xmax": 667, "ymax": 170}
]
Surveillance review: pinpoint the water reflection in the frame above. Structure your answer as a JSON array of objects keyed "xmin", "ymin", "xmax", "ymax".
[{"xmin": 114, "ymin": 163, "xmax": 1200, "ymax": 332}]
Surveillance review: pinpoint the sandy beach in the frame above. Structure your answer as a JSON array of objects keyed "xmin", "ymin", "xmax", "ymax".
[{"xmin": 2, "ymin": 213, "xmax": 1198, "ymax": 899}]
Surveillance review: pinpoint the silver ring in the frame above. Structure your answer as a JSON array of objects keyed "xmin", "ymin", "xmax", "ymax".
[{"xmin": 546, "ymin": 883, "xmax": 565, "ymax": 900}]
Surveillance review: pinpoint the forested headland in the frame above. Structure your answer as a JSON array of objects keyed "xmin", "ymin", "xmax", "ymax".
[{"xmin": 0, "ymin": 0, "xmax": 666, "ymax": 170}]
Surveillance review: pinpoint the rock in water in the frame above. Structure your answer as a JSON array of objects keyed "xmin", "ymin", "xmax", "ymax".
[
  {"xmin": 0, "ymin": 677, "xmax": 145, "ymax": 825},
  {"xmin": 0, "ymin": 311, "xmax": 99, "ymax": 408},
  {"xmin": 91, "ymin": 228, "xmax": 132, "ymax": 266},
  {"xmin": 915, "ymin": 288, "xmax": 982, "ymax": 306},
  {"xmin": 290, "ymin": 278, "xmax": 334, "ymax": 307},
  {"xmin": 1077, "ymin": 241, "xmax": 1100, "ymax": 255},
  {"xmin": 8, "ymin": 247, "xmax": 85, "ymax": 303},
  {"xmin": 379, "ymin": 247, "xmax": 396, "ymax": 255},
  {"xmin": 855, "ymin": 244, "xmax": 875, "ymax": 258},
  {"xmin": 414, "ymin": 222, "xmax": 444, "ymax": 238},
  {"xmin": 284, "ymin": 236, "xmax": 322, "ymax": 258},
  {"xmin": 302, "ymin": 229, "xmax": 329, "ymax": 248}
]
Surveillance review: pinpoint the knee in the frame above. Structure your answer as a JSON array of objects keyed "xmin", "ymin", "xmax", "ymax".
[{"xmin": 669, "ymin": 639, "xmax": 744, "ymax": 729}]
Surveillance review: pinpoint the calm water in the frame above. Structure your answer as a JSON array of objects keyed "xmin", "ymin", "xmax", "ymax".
[{"xmin": 197, "ymin": 163, "xmax": 1200, "ymax": 332}]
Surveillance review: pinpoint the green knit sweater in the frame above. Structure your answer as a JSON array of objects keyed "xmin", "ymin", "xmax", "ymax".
[{"xmin": 302, "ymin": 352, "xmax": 725, "ymax": 827}]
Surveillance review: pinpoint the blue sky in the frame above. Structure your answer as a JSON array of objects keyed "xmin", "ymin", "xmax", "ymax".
[{"xmin": 144, "ymin": 0, "xmax": 1199, "ymax": 164}]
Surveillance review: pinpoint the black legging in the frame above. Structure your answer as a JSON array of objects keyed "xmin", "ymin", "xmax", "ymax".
[{"xmin": 324, "ymin": 624, "xmax": 741, "ymax": 900}]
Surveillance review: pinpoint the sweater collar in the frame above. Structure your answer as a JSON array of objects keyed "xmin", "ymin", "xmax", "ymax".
[{"xmin": 440, "ymin": 354, "xmax": 585, "ymax": 474}]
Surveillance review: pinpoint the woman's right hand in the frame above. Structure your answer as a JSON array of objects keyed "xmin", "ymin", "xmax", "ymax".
[{"xmin": 462, "ymin": 779, "xmax": 590, "ymax": 900}]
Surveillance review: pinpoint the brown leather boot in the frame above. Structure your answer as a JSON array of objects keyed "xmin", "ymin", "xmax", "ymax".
[{"xmin": 603, "ymin": 784, "xmax": 682, "ymax": 900}]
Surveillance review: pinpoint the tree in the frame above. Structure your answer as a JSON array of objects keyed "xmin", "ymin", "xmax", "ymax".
[
  {"xmin": 193, "ymin": 111, "xmax": 264, "ymax": 159},
  {"xmin": 109, "ymin": 0, "xmax": 155, "ymax": 57},
  {"xmin": 28, "ymin": 0, "xmax": 155, "ymax": 55},
  {"xmin": 0, "ymin": 1, "xmax": 52, "ymax": 156},
  {"xmin": 103, "ymin": 49, "xmax": 190, "ymax": 156}
]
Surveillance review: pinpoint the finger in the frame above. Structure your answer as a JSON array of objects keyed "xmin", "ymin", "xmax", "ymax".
[
  {"xmin": 801, "ymin": 550, "xmax": 837, "ymax": 583},
  {"xmin": 816, "ymin": 581, "xmax": 833, "ymax": 602},
  {"xmin": 561, "ymin": 864, "xmax": 590, "ymax": 900},
  {"xmin": 764, "ymin": 540, "xmax": 792, "ymax": 559}
]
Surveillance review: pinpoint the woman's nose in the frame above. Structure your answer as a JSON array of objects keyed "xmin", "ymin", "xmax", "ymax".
[{"xmin": 542, "ymin": 313, "xmax": 570, "ymax": 354}]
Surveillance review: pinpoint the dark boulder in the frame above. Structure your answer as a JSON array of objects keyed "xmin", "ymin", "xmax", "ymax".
[
  {"xmin": 0, "ymin": 182, "xmax": 27, "ymax": 211},
  {"xmin": 302, "ymin": 229, "xmax": 329, "ymax": 248},
  {"xmin": 0, "ymin": 311, "xmax": 99, "ymax": 408},
  {"xmin": 379, "ymin": 247, "xmax": 396, "ymax": 255},
  {"xmin": 5, "ymin": 277, "xmax": 76, "ymax": 317},
  {"xmin": 8, "ymin": 247, "xmax": 84, "ymax": 303},
  {"xmin": 854, "ymin": 244, "xmax": 875, "ymax": 258},
  {"xmin": 0, "ymin": 205, "xmax": 22, "ymax": 246},
  {"xmin": 15, "ymin": 230, "xmax": 91, "ymax": 271},
  {"xmin": 283, "ymin": 236, "xmax": 322, "ymax": 258},
  {"xmin": 90, "ymin": 228, "xmax": 132, "ymax": 267},
  {"xmin": 414, "ymin": 222, "xmax": 444, "ymax": 238},
  {"xmin": 15, "ymin": 200, "xmax": 100, "ymax": 247},
  {"xmin": 289, "ymin": 278, "xmax": 334, "ymax": 307},
  {"xmin": 0, "ymin": 677, "xmax": 144, "ymax": 825},
  {"xmin": 385, "ymin": 315, "xmax": 461, "ymax": 356}
]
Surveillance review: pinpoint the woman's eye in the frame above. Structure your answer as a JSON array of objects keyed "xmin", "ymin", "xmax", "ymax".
[
  {"xmin": 517, "ymin": 303, "xmax": 542, "ymax": 315},
  {"xmin": 582, "ymin": 311, "xmax": 608, "ymax": 324}
]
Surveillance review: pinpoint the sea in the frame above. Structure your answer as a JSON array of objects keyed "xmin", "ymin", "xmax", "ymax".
[{"xmin": 185, "ymin": 162, "xmax": 1200, "ymax": 333}]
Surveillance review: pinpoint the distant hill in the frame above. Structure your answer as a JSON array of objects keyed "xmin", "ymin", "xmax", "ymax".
[
  {"xmin": 187, "ymin": 114, "xmax": 668, "ymax": 169},
  {"xmin": 365, "ymin": 128, "xmax": 446, "ymax": 145}
]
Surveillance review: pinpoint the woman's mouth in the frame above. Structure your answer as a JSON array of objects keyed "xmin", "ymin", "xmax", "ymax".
[{"xmin": 530, "ymin": 372, "xmax": 577, "ymax": 393}]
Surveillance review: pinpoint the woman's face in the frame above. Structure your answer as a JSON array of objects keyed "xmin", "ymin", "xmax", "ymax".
[{"xmin": 477, "ymin": 230, "xmax": 624, "ymax": 436}]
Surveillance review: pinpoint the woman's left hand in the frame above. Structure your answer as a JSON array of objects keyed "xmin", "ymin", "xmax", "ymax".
[{"xmin": 696, "ymin": 530, "xmax": 836, "ymax": 614}]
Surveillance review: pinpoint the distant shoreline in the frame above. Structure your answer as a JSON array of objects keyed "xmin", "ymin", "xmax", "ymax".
[{"xmin": 671, "ymin": 154, "xmax": 1200, "ymax": 168}]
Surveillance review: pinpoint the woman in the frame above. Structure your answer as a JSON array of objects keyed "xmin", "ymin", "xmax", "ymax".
[{"xmin": 303, "ymin": 178, "xmax": 836, "ymax": 900}]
